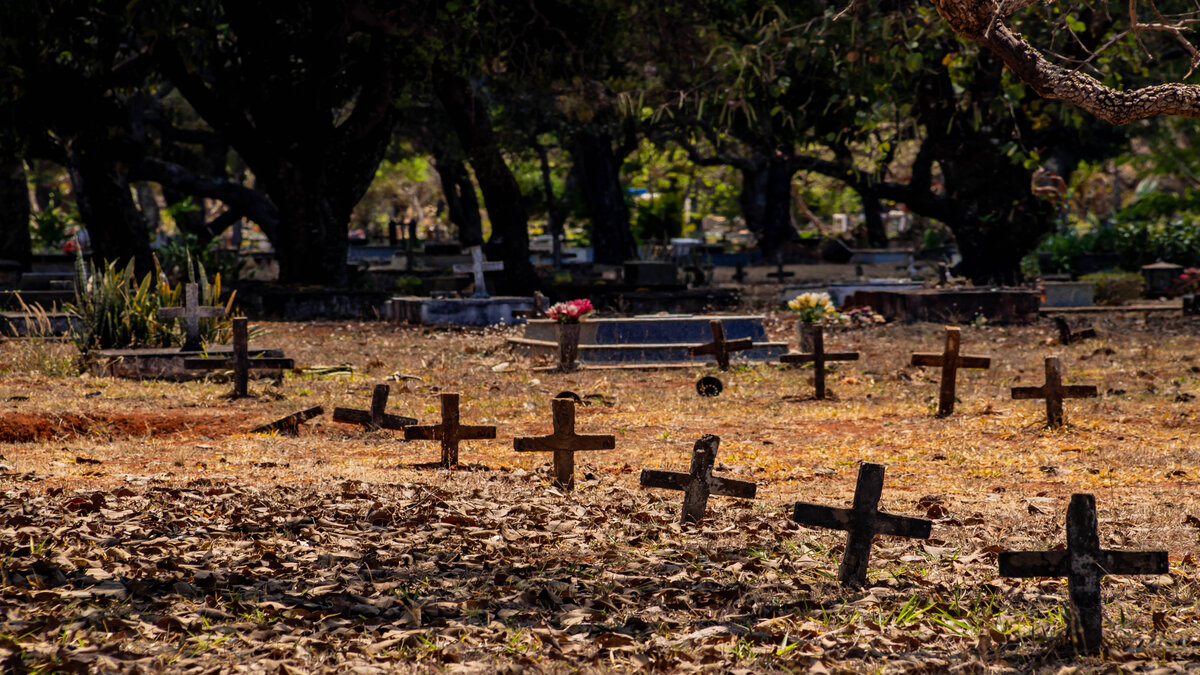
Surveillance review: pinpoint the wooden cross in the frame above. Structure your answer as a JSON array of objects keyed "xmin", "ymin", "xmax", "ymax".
[
  {"xmin": 183, "ymin": 317, "xmax": 294, "ymax": 398},
  {"xmin": 157, "ymin": 282, "xmax": 226, "ymax": 352},
  {"xmin": 452, "ymin": 245, "xmax": 504, "ymax": 298},
  {"xmin": 513, "ymin": 397, "xmax": 615, "ymax": 490},
  {"xmin": 780, "ymin": 324, "xmax": 859, "ymax": 399},
  {"xmin": 791, "ymin": 463, "xmax": 932, "ymax": 587},
  {"xmin": 403, "ymin": 393, "xmax": 496, "ymax": 467},
  {"xmin": 999, "ymin": 493, "xmax": 1168, "ymax": 654},
  {"xmin": 766, "ymin": 253, "xmax": 794, "ymax": 284},
  {"xmin": 689, "ymin": 320, "xmax": 753, "ymax": 371},
  {"xmin": 639, "ymin": 435, "xmax": 756, "ymax": 523},
  {"xmin": 252, "ymin": 405, "xmax": 324, "ymax": 435},
  {"xmin": 1011, "ymin": 356, "xmax": 1098, "ymax": 428},
  {"xmin": 910, "ymin": 325, "xmax": 991, "ymax": 416},
  {"xmin": 332, "ymin": 384, "xmax": 417, "ymax": 431},
  {"xmin": 1054, "ymin": 317, "xmax": 1097, "ymax": 345}
]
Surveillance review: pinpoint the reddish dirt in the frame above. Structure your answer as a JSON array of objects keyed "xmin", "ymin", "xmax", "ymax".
[{"xmin": 0, "ymin": 411, "xmax": 253, "ymax": 442}]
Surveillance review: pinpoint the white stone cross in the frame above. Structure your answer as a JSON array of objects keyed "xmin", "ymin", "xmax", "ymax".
[
  {"xmin": 452, "ymin": 246, "xmax": 504, "ymax": 298},
  {"xmin": 157, "ymin": 282, "xmax": 226, "ymax": 352}
]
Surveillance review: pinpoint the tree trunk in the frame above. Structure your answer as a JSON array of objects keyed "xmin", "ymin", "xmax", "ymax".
[
  {"xmin": 68, "ymin": 141, "xmax": 154, "ymax": 276},
  {"xmin": 260, "ymin": 166, "xmax": 350, "ymax": 286},
  {"xmin": 571, "ymin": 128, "xmax": 637, "ymax": 265},
  {"xmin": 433, "ymin": 154, "xmax": 484, "ymax": 248},
  {"xmin": 740, "ymin": 155, "xmax": 798, "ymax": 255},
  {"xmin": 858, "ymin": 188, "xmax": 889, "ymax": 248},
  {"xmin": 0, "ymin": 155, "xmax": 32, "ymax": 271},
  {"xmin": 433, "ymin": 72, "xmax": 536, "ymax": 293}
]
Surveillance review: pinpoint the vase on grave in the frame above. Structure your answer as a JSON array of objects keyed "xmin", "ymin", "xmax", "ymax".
[
  {"xmin": 796, "ymin": 321, "xmax": 819, "ymax": 353},
  {"xmin": 556, "ymin": 323, "xmax": 581, "ymax": 371}
]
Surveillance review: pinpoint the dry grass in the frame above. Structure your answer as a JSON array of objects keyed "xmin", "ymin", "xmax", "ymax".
[{"xmin": 0, "ymin": 314, "xmax": 1197, "ymax": 672}]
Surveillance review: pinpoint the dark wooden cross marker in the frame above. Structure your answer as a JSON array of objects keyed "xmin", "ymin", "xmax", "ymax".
[
  {"xmin": 513, "ymin": 397, "xmax": 615, "ymax": 490},
  {"xmin": 792, "ymin": 463, "xmax": 932, "ymax": 587},
  {"xmin": 910, "ymin": 325, "xmax": 991, "ymax": 416},
  {"xmin": 766, "ymin": 253, "xmax": 795, "ymax": 284},
  {"xmin": 332, "ymin": 384, "xmax": 417, "ymax": 431},
  {"xmin": 1011, "ymin": 356, "xmax": 1098, "ymax": 428},
  {"xmin": 157, "ymin": 282, "xmax": 226, "ymax": 352},
  {"xmin": 780, "ymin": 324, "xmax": 859, "ymax": 399},
  {"xmin": 404, "ymin": 393, "xmax": 496, "ymax": 467},
  {"xmin": 1054, "ymin": 317, "xmax": 1097, "ymax": 345},
  {"xmin": 639, "ymin": 435, "xmax": 756, "ymax": 523},
  {"xmin": 999, "ymin": 493, "xmax": 1168, "ymax": 654},
  {"xmin": 252, "ymin": 405, "xmax": 324, "ymax": 435},
  {"xmin": 689, "ymin": 320, "xmax": 753, "ymax": 371},
  {"xmin": 184, "ymin": 317, "xmax": 294, "ymax": 398}
]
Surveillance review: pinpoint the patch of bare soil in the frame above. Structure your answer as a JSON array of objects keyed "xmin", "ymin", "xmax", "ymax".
[{"xmin": 0, "ymin": 411, "xmax": 253, "ymax": 442}]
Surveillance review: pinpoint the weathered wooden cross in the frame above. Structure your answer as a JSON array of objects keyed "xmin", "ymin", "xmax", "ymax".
[
  {"xmin": 999, "ymin": 493, "xmax": 1168, "ymax": 654},
  {"xmin": 333, "ymin": 384, "xmax": 417, "ymax": 431},
  {"xmin": 513, "ymin": 397, "xmax": 615, "ymax": 490},
  {"xmin": 639, "ymin": 435, "xmax": 756, "ymax": 523},
  {"xmin": 404, "ymin": 393, "xmax": 496, "ymax": 467},
  {"xmin": 1010, "ymin": 356, "xmax": 1098, "ymax": 428},
  {"xmin": 791, "ymin": 463, "xmax": 932, "ymax": 587},
  {"xmin": 252, "ymin": 405, "xmax": 324, "ymax": 435},
  {"xmin": 157, "ymin": 282, "xmax": 226, "ymax": 352},
  {"xmin": 689, "ymin": 319, "xmax": 753, "ymax": 371},
  {"xmin": 910, "ymin": 325, "xmax": 991, "ymax": 416},
  {"xmin": 184, "ymin": 317, "xmax": 294, "ymax": 398},
  {"xmin": 780, "ymin": 324, "xmax": 859, "ymax": 399},
  {"xmin": 1054, "ymin": 317, "xmax": 1097, "ymax": 345},
  {"xmin": 452, "ymin": 245, "xmax": 504, "ymax": 298},
  {"xmin": 766, "ymin": 253, "xmax": 794, "ymax": 284}
]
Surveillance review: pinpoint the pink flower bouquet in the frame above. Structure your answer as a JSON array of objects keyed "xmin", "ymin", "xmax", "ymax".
[{"xmin": 545, "ymin": 298, "xmax": 594, "ymax": 324}]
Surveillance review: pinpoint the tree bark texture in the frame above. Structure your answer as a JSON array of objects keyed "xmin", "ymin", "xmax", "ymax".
[
  {"xmin": 68, "ymin": 138, "xmax": 155, "ymax": 276},
  {"xmin": 570, "ymin": 128, "xmax": 637, "ymax": 265},
  {"xmin": 0, "ymin": 155, "xmax": 32, "ymax": 271},
  {"xmin": 434, "ymin": 154, "xmax": 484, "ymax": 248},
  {"xmin": 740, "ymin": 155, "xmax": 799, "ymax": 256}
]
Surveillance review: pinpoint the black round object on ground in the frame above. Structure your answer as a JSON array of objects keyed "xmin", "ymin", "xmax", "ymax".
[{"xmin": 696, "ymin": 376, "xmax": 723, "ymax": 397}]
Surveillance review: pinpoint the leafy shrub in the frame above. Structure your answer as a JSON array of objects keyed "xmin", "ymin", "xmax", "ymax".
[
  {"xmin": 1079, "ymin": 271, "xmax": 1145, "ymax": 306},
  {"xmin": 1168, "ymin": 267, "xmax": 1200, "ymax": 297}
]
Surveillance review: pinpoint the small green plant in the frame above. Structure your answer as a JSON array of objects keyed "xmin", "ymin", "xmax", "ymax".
[{"xmin": 1079, "ymin": 271, "xmax": 1145, "ymax": 306}]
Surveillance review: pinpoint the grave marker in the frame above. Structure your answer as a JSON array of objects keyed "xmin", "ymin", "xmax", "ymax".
[
  {"xmin": 333, "ymin": 384, "xmax": 417, "ymax": 431},
  {"xmin": 1011, "ymin": 356, "xmax": 1098, "ymax": 428},
  {"xmin": 910, "ymin": 325, "xmax": 991, "ymax": 416},
  {"xmin": 513, "ymin": 397, "xmax": 616, "ymax": 490},
  {"xmin": 404, "ymin": 393, "xmax": 496, "ymax": 467},
  {"xmin": 1054, "ymin": 317, "xmax": 1097, "ymax": 345},
  {"xmin": 639, "ymin": 435, "xmax": 756, "ymax": 523},
  {"xmin": 184, "ymin": 317, "xmax": 294, "ymax": 398},
  {"xmin": 999, "ymin": 493, "xmax": 1168, "ymax": 654},
  {"xmin": 792, "ymin": 463, "xmax": 932, "ymax": 587},
  {"xmin": 780, "ymin": 324, "xmax": 859, "ymax": 399},
  {"xmin": 766, "ymin": 253, "xmax": 794, "ymax": 284},
  {"xmin": 252, "ymin": 406, "xmax": 324, "ymax": 435},
  {"xmin": 157, "ymin": 282, "xmax": 226, "ymax": 352},
  {"xmin": 689, "ymin": 319, "xmax": 753, "ymax": 371},
  {"xmin": 452, "ymin": 246, "xmax": 504, "ymax": 298}
]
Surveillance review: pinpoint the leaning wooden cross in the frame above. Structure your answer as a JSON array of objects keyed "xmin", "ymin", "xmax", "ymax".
[
  {"xmin": 333, "ymin": 384, "xmax": 417, "ymax": 431},
  {"xmin": 910, "ymin": 325, "xmax": 991, "ymax": 416},
  {"xmin": 1054, "ymin": 317, "xmax": 1097, "ymax": 345},
  {"xmin": 689, "ymin": 319, "xmax": 753, "ymax": 371},
  {"xmin": 513, "ymin": 397, "xmax": 615, "ymax": 490},
  {"xmin": 452, "ymin": 245, "xmax": 504, "ymax": 298},
  {"xmin": 252, "ymin": 406, "xmax": 324, "ymax": 435},
  {"xmin": 157, "ymin": 282, "xmax": 226, "ymax": 352},
  {"xmin": 404, "ymin": 393, "xmax": 496, "ymax": 467},
  {"xmin": 184, "ymin": 317, "xmax": 294, "ymax": 398},
  {"xmin": 1011, "ymin": 356, "xmax": 1098, "ymax": 428},
  {"xmin": 781, "ymin": 324, "xmax": 859, "ymax": 399},
  {"xmin": 791, "ymin": 463, "xmax": 932, "ymax": 587},
  {"xmin": 999, "ymin": 493, "xmax": 1168, "ymax": 655},
  {"xmin": 639, "ymin": 435, "xmax": 756, "ymax": 523}
]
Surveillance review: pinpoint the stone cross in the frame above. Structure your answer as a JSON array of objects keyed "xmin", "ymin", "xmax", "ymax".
[
  {"xmin": 452, "ymin": 245, "xmax": 504, "ymax": 298},
  {"xmin": 1011, "ymin": 356, "xmax": 1098, "ymax": 428},
  {"xmin": 513, "ymin": 397, "xmax": 615, "ymax": 490},
  {"xmin": 999, "ymin": 493, "xmax": 1168, "ymax": 654},
  {"xmin": 689, "ymin": 320, "xmax": 753, "ymax": 371},
  {"xmin": 910, "ymin": 325, "xmax": 991, "ymax": 416},
  {"xmin": 792, "ymin": 463, "xmax": 932, "ymax": 587},
  {"xmin": 333, "ymin": 384, "xmax": 417, "ymax": 431},
  {"xmin": 252, "ymin": 405, "xmax": 324, "ymax": 435},
  {"xmin": 404, "ymin": 393, "xmax": 496, "ymax": 467},
  {"xmin": 780, "ymin": 324, "xmax": 859, "ymax": 399},
  {"xmin": 1054, "ymin": 317, "xmax": 1097, "ymax": 345},
  {"xmin": 183, "ymin": 317, "xmax": 294, "ymax": 398},
  {"xmin": 639, "ymin": 435, "xmax": 757, "ymax": 523},
  {"xmin": 157, "ymin": 282, "xmax": 226, "ymax": 352},
  {"xmin": 766, "ymin": 253, "xmax": 794, "ymax": 284}
]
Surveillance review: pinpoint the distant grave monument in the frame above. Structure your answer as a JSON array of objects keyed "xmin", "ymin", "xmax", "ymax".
[
  {"xmin": 1010, "ymin": 356, "xmax": 1098, "ymax": 428},
  {"xmin": 639, "ymin": 435, "xmax": 756, "ymax": 523},
  {"xmin": 404, "ymin": 393, "xmax": 496, "ymax": 467},
  {"xmin": 910, "ymin": 326, "xmax": 991, "ymax": 416},
  {"xmin": 452, "ymin": 245, "xmax": 504, "ymax": 298},
  {"xmin": 780, "ymin": 324, "xmax": 859, "ymax": 399},
  {"xmin": 513, "ymin": 397, "xmax": 616, "ymax": 490}
]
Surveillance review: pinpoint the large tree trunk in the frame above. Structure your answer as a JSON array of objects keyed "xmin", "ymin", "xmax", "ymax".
[
  {"xmin": 68, "ymin": 141, "xmax": 154, "ymax": 276},
  {"xmin": 433, "ymin": 154, "xmax": 484, "ymax": 248},
  {"xmin": 740, "ymin": 155, "xmax": 798, "ymax": 255},
  {"xmin": 571, "ymin": 128, "xmax": 636, "ymax": 265},
  {"xmin": 0, "ymin": 155, "xmax": 32, "ymax": 271},
  {"xmin": 857, "ymin": 188, "xmax": 889, "ymax": 248},
  {"xmin": 433, "ymin": 72, "xmax": 536, "ymax": 294},
  {"xmin": 259, "ymin": 165, "xmax": 350, "ymax": 286}
]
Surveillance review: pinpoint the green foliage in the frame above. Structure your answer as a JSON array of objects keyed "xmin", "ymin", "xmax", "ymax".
[
  {"xmin": 634, "ymin": 192, "xmax": 684, "ymax": 243},
  {"xmin": 1113, "ymin": 217, "xmax": 1200, "ymax": 268},
  {"xmin": 1079, "ymin": 271, "xmax": 1144, "ymax": 306},
  {"xmin": 29, "ymin": 206, "xmax": 79, "ymax": 253}
]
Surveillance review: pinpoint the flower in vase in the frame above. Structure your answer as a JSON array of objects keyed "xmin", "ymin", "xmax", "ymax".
[
  {"xmin": 546, "ymin": 298, "xmax": 594, "ymax": 324},
  {"xmin": 787, "ymin": 292, "xmax": 839, "ymax": 323}
]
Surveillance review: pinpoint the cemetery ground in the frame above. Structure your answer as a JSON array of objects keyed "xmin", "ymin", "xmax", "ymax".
[{"xmin": 0, "ymin": 316, "xmax": 1199, "ymax": 673}]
